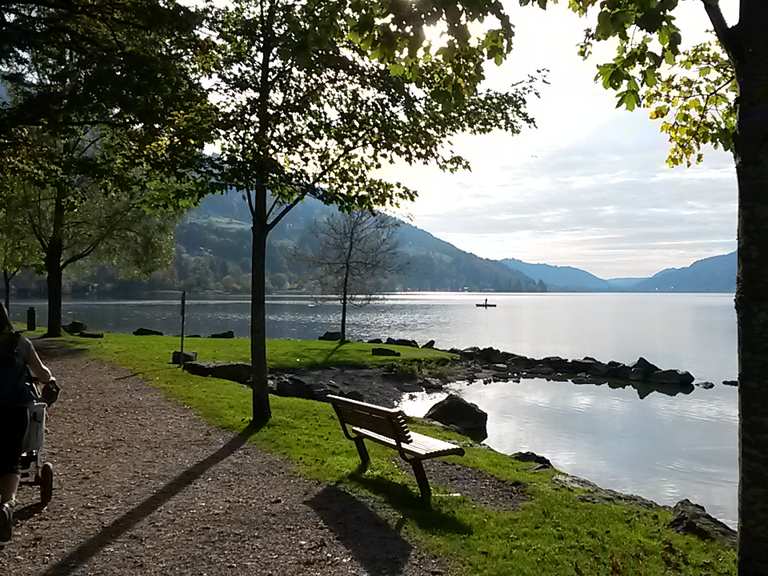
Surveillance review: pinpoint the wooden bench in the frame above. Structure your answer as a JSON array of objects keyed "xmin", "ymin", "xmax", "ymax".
[{"xmin": 327, "ymin": 394, "xmax": 465, "ymax": 505}]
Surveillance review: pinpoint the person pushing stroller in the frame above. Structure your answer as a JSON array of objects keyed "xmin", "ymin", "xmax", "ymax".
[{"xmin": 0, "ymin": 303, "xmax": 58, "ymax": 544}]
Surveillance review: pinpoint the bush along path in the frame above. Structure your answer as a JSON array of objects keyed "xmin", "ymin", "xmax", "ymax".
[{"xmin": 2, "ymin": 334, "xmax": 737, "ymax": 575}]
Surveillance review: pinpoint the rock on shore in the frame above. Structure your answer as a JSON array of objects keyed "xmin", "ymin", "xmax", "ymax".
[{"xmin": 425, "ymin": 394, "xmax": 487, "ymax": 441}]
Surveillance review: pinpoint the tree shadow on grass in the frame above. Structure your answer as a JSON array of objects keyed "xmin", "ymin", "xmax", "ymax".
[
  {"xmin": 347, "ymin": 473, "xmax": 473, "ymax": 536},
  {"xmin": 307, "ymin": 485, "xmax": 416, "ymax": 576},
  {"xmin": 40, "ymin": 423, "xmax": 262, "ymax": 576},
  {"xmin": 322, "ymin": 341, "xmax": 348, "ymax": 364},
  {"xmin": 113, "ymin": 366, "xmax": 179, "ymax": 381},
  {"xmin": 30, "ymin": 339, "xmax": 89, "ymax": 360}
]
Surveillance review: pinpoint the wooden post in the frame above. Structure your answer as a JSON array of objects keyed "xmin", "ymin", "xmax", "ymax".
[{"xmin": 180, "ymin": 290, "xmax": 186, "ymax": 367}]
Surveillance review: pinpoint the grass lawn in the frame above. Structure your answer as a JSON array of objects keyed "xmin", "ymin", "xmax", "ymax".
[{"xmin": 48, "ymin": 331, "xmax": 736, "ymax": 575}]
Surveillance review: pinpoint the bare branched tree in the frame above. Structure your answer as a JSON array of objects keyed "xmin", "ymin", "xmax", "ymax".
[{"xmin": 305, "ymin": 211, "xmax": 400, "ymax": 341}]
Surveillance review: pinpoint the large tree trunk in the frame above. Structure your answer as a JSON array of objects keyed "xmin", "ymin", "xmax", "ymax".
[
  {"xmin": 45, "ymin": 264, "xmax": 63, "ymax": 337},
  {"xmin": 339, "ymin": 219, "xmax": 356, "ymax": 341},
  {"xmin": 734, "ymin": 14, "xmax": 768, "ymax": 573},
  {"xmin": 250, "ymin": 187, "xmax": 271, "ymax": 424},
  {"xmin": 44, "ymin": 187, "xmax": 66, "ymax": 337},
  {"xmin": 340, "ymin": 275, "xmax": 349, "ymax": 341}
]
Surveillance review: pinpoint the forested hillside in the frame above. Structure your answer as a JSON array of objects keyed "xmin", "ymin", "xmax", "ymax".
[{"xmin": 8, "ymin": 193, "xmax": 544, "ymax": 297}]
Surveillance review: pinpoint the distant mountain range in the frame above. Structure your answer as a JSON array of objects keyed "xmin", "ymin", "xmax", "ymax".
[
  {"xmin": 176, "ymin": 193, "xmax": 544, "ymax": 293},
  {"xmin": 9, "ymin": 190, "xmax": 734, "ymax": 297},
  {"xmin": 502, "ymin": 252, "xmax": 736, "ymax": 293}
]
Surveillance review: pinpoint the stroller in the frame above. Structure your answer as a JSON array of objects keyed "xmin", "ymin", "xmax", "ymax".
[{"xmin": 18, "ymin": 379, "xmax": 59, "ymax": 506}]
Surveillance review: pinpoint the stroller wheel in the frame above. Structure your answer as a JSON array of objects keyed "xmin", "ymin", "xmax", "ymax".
[{"xmin": 40, "ymin": 462, "xmax": 54, "ymax": 506}]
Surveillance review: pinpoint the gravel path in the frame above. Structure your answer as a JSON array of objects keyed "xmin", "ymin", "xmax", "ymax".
[{"xmin": 0, "ymin": 343, "xmax": 447, "ymax": 576}]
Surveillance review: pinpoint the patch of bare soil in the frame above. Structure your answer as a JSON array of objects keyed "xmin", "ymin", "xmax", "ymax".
[
  {"xmin": 0, "ymin": 343, "xmax": 447, "ymax": 576},
  {"xmin": 395, "ymin": 460, "xmax": 527, "ymax": 512}
]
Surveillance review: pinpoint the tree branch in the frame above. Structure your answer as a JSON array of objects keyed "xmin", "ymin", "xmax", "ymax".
[
  {"xmin": 266, "ymin": 187, "xmax": 308, "ymax": 232},
  {"xmin": 701, "ymin": 0, "xmax": 738, "ymax": 62}
]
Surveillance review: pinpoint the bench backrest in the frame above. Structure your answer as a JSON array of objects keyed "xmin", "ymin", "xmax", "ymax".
[{"xmin": 327, "ymin": 395, "xmax": 412, "ymax": 444}]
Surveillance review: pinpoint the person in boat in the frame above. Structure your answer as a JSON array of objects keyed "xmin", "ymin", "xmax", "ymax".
[{"xmin": 0, "ymin": 303, "xmax": 57, "ymax": 544}]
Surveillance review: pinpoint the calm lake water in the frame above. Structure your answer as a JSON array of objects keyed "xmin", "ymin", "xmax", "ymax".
[{"xmin": 10, "ymin": 292, "xmax": 738, "ymax": 526}]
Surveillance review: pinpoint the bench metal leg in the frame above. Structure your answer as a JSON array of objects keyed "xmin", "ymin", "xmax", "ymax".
[
  {"xmin": 410, "ymin": 459, "xmax": 431, "ymax": 506},
  {"xmin": 353, "ymin": 437, "xmax": 370, "ymax": 472}
]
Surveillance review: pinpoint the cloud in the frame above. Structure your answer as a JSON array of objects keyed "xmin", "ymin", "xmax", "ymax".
[{"xmin": 383, "ymin": 3, "xmax": 739, "ymax": 278}]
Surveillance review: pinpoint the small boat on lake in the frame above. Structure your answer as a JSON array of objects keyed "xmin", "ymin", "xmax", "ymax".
[{"xmin": 476, "ymin": 298, "xmax": 496, "ymax": 308}]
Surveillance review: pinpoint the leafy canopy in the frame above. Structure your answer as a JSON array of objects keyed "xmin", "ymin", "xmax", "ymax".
[
  {"xmin": 520, "ymin": 0, "xmax": 737, "ymax": 166},
  {"xmin": 212, "ymin": 0, "xmax": 541, "ymax": 220},
  {"xmin": 0, "ymin": 0, "xmax": 215, "ymax": 179}
]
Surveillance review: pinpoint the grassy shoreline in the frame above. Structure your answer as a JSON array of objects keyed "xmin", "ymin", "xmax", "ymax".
[{"xmin": 41, "ymin": 331, "xmax": 736, "ymax": 575}]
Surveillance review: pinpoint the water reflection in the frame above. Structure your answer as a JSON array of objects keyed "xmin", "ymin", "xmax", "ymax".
[{"xmin": 400, "ymin": 377, "xmax": 738, "ymax": 528}]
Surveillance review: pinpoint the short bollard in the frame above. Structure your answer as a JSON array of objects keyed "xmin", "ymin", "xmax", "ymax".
[{"xmin": 27, "ymin": 307, "xmax": 36, "ymax": 331}]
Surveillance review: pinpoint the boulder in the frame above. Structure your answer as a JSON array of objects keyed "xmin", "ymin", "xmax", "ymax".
[
  {"xmin": 527, "ymin": 364, "xmax": 555, "ymax": 376},
  {"xmin": 274, "ymin": 375, "xmax": 324, "ymax": 400},
  {"xmin": 171, "ymin": 351, "xmax": 198, "ymax": 365},
  {"xmin": 319, "ymin": 331, "xmax": 343, "ymax": 341},
  {"xmin": 386, "ymin": 337, "xmax": 419, "ymax": 348},
  {"xmin": 629, "ymin": 357, "xmax": 660, "ymax": 381},
  {"xmin": 723, "ymin": 380, "xmax": 738, "ymax": 387},
  {"xmin": 182, "ymin": 362, "xmax": 251, "ymax": 384},
  {"xmin": 540, "ymin": 356, "xmax": 570, "ymax": 371},
  {"xmin": 133, "ymin": 327, "xmax": 163, "ymax": 336},
  {"xmin": 425, "ymin": 394, "xmax": 487, "ymax": 440},
  {"xmin": 459, "ymin": 347, "xmax": 481, "ymax": 360},
  {"xmin": 511, "ymin": 451, "xmax": 552, "ymax": 469},
  {"xmin": 372, "ymin": 347, "xmax": 400, "ymax": 357},
  {"xmin": 210, "ymin": 330, "xmax": 235, "ymax": 339},
  {"xmin": 605, "ymin": 361, "xmax": 631, "ymax": 380},
  {"xmin": 422, "ymin": 340, "xmax": 436, "ymax": 349},
  {"xmin": 78, "ymin": 331, "xmax": 104, "ymax": 339},
  {"xmin": 648, "ymin": 369, "xmax": 695, "ymax": 386},
  {"xmin": 477, "ymin": 347, "xmax": 503, "ymax": 364},
  {"xmin": 421, "ymin": 378, "xmax": 444, "ymax": 391},
  {"xmin": 182, "ymin": 362, "xmax": 211, "ymax": 377},
  {"xmin": 341, "ymin": 389, "xmax": 365, "ymax": 402},
  {"xmin": 367, "ymin": 338, "xmax": 383, "ymax": 344},
  {"xmin": 63, "ymin": 321, "xmax": 87, "ymax": 334},
  {"xmin": 668, "ymin": 499, "xmax": 736, "ymax": 547},
  {"xmin": 506, "ymin": 354, "xmax": 535, "ymax": 369}
]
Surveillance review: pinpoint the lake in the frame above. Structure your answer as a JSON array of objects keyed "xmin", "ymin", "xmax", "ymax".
[{"xmin": 9, "ymin": 292, "xmax": 738, "ymax": 526}]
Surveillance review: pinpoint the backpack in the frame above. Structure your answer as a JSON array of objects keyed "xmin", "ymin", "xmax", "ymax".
[{"xmin": 0, "ymin": 331, "xmax": 35, "ymax": 405}]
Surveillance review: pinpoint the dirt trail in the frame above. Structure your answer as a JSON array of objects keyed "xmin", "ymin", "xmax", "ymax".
[{"xmin": 0, "ymin": 343, "xmax": 446, "ymax": 576}]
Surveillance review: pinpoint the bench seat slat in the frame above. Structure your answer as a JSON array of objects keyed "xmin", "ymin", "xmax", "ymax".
[{"xmin": 351, "ymin": 427, "xmax": 465, "ymax": 459}]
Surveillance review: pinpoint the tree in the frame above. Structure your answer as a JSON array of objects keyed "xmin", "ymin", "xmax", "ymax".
[
  {"xmin": 210, "ymin": 0, "xmax": 540, "ymax": 423},
  {"xmin": 9, "ymin": 125, "xmax": 186, "ymax": 336},
  {"xmin": 0, "ymin": 0, "xmax": 213, "ymax": 164},
  {"xmin": 306, "ymin": 211, "xmax": 399, "ymax": 341},
  {"xmin": 518, "ymin": 0, "xmax": 766, "ymax": 571},
  {"xmin": 0, "ymin": 173, "xmax": 37, "ymax": 311}
]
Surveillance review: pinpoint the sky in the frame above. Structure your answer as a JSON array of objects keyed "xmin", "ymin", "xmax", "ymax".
[{"xmin": 384, "ymin": 1, "xmax": 740, "ymax": 279}]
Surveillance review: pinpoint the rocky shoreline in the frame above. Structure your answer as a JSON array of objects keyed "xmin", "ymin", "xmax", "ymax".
[
  {"xmin": 182, "ymin": 339, "xmax": 732, "ymax": 409},
  {"xmin": 178, "ymin": 338, "xmax": 738, "ymax": 548}
]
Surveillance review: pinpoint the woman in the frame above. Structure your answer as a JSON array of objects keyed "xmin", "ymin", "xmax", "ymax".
[{"xmin": 0, "ymin": 303, "xmax": 56, "ymax": 544}]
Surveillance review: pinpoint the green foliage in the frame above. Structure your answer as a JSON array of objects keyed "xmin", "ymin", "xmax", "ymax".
[
  {"xmin": 4, "ymin": 124, "xmax": 189, "ymax": 279},
  {"xmin": 348, "ymin": 0, "xmax": 517, "ymax": 108},
  {"xmin": 522, "ymin": 0, "xmax": 737, "ymax": 167},
  {"xmin": 211, "ymin": 0, "xmax": 539, "ymax": 214},
  {"xmin": 0, "ymin": 0, "xmax": 215, "ymax": 173},
  {"xmin": 0, "ymin": 172, "xmax": 38, "ymax": 277},
  {"xmin": 66, "ymin": 332, "xmax": 736, "ymax": 575}
]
